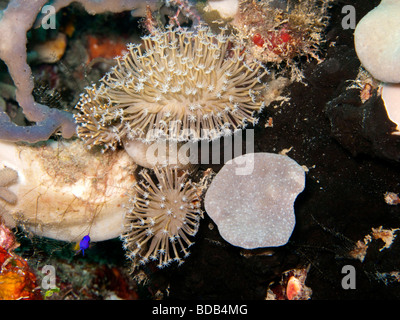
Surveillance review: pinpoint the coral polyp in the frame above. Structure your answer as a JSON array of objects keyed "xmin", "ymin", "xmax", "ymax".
[
  {"xmin": 121, "ymin": 166, "xmax": 203, "ymax": 270},
  {"xmin": 74, "ymin": 25, "xmax": 268, "ymax": 150}
]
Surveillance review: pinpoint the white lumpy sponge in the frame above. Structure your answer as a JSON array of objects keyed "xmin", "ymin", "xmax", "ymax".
[
  {"xmin": 381, "ymin": 83, "xmax": 400, "ymax": 134},
  {"xmin": 206, "ymin": 0, "xmax": 239, "ymax": 19},
  {"xmin": 354, "ymin": 0, "xmax": 400, "ymax": 83},
  {"xmin": 204, "ymin": 153, "xmax": 305, "ymax": 249}
]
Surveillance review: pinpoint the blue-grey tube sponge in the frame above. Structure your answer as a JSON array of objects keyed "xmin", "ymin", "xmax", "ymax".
[{"xmin": 0, "ymin": 0, "xmax": 156, "ymax": 143}]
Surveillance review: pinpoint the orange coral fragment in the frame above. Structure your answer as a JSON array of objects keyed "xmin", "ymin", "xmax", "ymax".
[
  {"xmin": 266, "ymin": 265, "xmax": 312, "ymax": 300},
  {"xmin": 0, "ymin": 247, "xmax": 41, "ymax": 300},
  {"xmin": 87, "ymin": 35, "xmax": 128, "ymax": 62},
  {"xmin": 266, "ymin": 27, "xmax": 298, "ymax": 57},
  {"xmin": 371, "ymin": 226, "xmax": 400, "ymax": 251},
  {"xmin": 61, "ymin": 20, "xmax": 76, "ymax": 37},
  {"xmin": 286, "ymin": 276, "xmax": 302, "ymax": 300},
  {"xmin": 33, "ymin": 33, "xmax": 67, "ymax": 64},
  {"xmin": 252, "ymin": 33, "xmax": 265, "ymax": 47}
]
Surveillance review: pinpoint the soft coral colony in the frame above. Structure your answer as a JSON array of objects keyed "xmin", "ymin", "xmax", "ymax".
[
  {"xmin": 0, "ymin": 0, "xmax": 331, "ymax": 284},
  {"xmin": 0, "ymin": 0, "xmax": 271, "ymax": 274},
  {"xmin": 75, "ymin": 23, "xmax": 270, "ymax": 269},
  {"xmin": 121, "ymin": 167, "xmax": 203, "ymax": 270},
  {"xmin": 74, "ymin": 25, "xmax": 268, "ymax": 149}
]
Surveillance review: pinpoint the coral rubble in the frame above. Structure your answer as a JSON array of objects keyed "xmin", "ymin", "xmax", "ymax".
[{"xmin": 232, "ymin": 0, "xmax": 332, "ymax": 80}]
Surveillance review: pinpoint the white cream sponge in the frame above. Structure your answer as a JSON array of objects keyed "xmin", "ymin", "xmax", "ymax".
[{"xmin": 354, "ymin": 0, "xmax": 400, "ymax": 83}]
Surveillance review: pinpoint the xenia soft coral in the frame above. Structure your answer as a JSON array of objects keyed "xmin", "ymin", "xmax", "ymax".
[
  {"xmin": 0, "ymin": 0, "xmax": 156, "ymax": 143},
  {"xmin": 121, "ymin": 166, "xmax": 203, "ymax": 270},
  {"xmin": 74, "ymin": 25, "xmax": 268, "ymax": 149}
]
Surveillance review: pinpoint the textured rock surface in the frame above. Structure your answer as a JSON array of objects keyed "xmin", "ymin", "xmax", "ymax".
[{"xmin": 204, "ymin": 153, "xmax": 305, "ymax": 249}]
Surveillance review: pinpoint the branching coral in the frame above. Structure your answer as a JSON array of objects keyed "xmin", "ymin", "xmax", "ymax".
[
  {"xmin": 0, "ymin": 0, "xmax": 75, "ymax": 142},
  {"xmin": 121, "ymin": 166, "xmax": 203, "ymax": 270},
  {"xmin": 0, "ymin": 0, "xmax": 158, "ymax": 143},
  {"xmin": 74, "ymin": 25, "xmax": 268, "ymax": 150}
]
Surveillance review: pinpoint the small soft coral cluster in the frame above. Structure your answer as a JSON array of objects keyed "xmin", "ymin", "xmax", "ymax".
[{"xmin": 121, "ymin": 167, "xmax": 203, "ymax": 270}]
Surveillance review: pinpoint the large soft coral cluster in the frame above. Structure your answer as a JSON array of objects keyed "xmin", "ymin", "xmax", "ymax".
[
  {"xmin": 74, "ymin": 25, "xmax": 268, "ymax": 150},
  {"xmin": 121, "ymin": 167, "xmax": 203, "ymax": 270}
]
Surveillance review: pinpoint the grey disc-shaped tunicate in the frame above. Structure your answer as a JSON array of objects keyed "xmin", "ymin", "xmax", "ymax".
[
  {"xmin": 354, "ymin": 0, "xmax": 400, "ymax": 83},
  {"xmin": 204, "ymin": 153, "xmax": 305, "ymax": 249}
]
